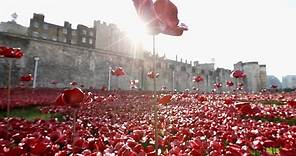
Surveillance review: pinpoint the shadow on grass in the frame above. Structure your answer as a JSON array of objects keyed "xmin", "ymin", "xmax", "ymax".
[
  {"xmin": 0, "ymin": 106, "xmax": 63, "ymax": 121},
  {"xmin": 242, "ymin": 115, "xmax": 296, "ymax": 126}
]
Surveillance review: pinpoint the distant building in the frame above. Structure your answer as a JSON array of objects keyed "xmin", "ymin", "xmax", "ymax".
[
  {"xmin": 28, "ymin": 13, "xmax": 95, "ymax": 48},
  {"xmin": 234, "ymin": 61, "xmax": 267, "ymax": 91},
  {"xmin": 0, "ymin": 21, "xmax": 27, "ymax": 36},
  {"xmin": 282, "ymin": 75, "xmax": 296, "ymax": 89},
  {"xmin": 267, "ymin": 75, "xmax": 282, "ymax": 88},
  {"xmin": 94, "ymin": 20, "xmax": 139, "ymax": 57}
]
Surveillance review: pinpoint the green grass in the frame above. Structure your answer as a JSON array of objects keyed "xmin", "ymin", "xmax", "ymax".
[
  {"xmin": 259, "ymin": 100, "xmax": 285, "ymax": 106},
  {"xmin": 242, "ymin": 115, "xmax": 296, "ymax": 126},
  {"xmin": 0, "ymin": 106, "xmax": 62, "ymax": 121},
  {"xmin": 250, "ymin": 150, "xmax": 261, "ymax": 156},
  {"xmin": 266, "ymin": 147, "xmax": 280, "ymax": 155},
  {"xmin": 252, "ymin": 116, "xmax": 296, "ymax": 126}
]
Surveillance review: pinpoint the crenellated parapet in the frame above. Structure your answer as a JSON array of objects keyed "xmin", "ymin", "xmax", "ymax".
[
  {"xmin": 28, "ymin": 13, "xmax": 96, "ymax": 48},
  {"xmin": 0, "ymin": 13, "xmax": 267, "ymax": 92}
]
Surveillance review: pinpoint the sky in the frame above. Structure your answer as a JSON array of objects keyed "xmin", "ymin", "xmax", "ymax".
[{"xmin": 1, "ymin": 0, "xmax": 296, "ymax": 81}]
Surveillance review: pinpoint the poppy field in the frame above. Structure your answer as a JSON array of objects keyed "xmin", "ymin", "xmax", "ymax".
[{"xmin": 1, "ymin": 88, "xmax": 296, "ymax": 156}]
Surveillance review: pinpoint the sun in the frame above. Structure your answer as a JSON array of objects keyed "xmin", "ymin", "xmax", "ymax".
[{"xmin": 124, "ymin": 19, "xmax": 149, "ymax": 44}]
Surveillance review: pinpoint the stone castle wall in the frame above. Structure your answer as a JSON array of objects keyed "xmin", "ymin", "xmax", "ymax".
[{"xmin": 0, "ymin": 14, "xmax": 268, "ymax": 92}]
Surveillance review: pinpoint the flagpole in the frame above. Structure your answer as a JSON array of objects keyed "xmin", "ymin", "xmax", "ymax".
[{"xmin": 152, "ymin": 34, "xmax": 159, "ymax": 155}]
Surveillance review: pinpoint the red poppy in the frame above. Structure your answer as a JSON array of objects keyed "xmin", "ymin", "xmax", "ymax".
[
  {"xmin": 235, "ymin": 102, "xmax": 253, "ymax": 115},
  {"xmin": 154, "ymin": 0, "xmax": 188, "ymax": 36},
  {"xmin": 147, "ymin": 71, "xmax": 159, "ymax": 79},
  {"xmin": 130, "ymin": 79, "xmax": 139, "ymax": 85},
  {"xmin": 50, "ymin": 80, "xmax": 58, "ymax": 85},
  {"xmin": 55, "ymin": 94, "xmax": 66, "ymax": 106},
  {"xmin": 70, "ymin": 81, "xmax": 78, "ymax": 86},
  {"xmin": 271, "ymin": 84, "xmax": 278, "ymax": 89},
  {"xmin": 132, "ymin": 0, "xmax": 163, "ymax": 34},
  {"xmin": 100, "ymin": 86, "xmax": 108, "ymax": 91},
  {"xmin": 231, "ymin": 70, "xmax": 246, "ymax": 79},
  {"xmin": 214, "ymin": 82, "xmax": 222, "ymax": 88},
  {"xmin": 132, "ymin": 0, "xmax": 187, "ymax": 36},
  {"xmin": 238, "ymin": 83, "xmax": 244, "ymax": 87},
  {"xmin": 0, "ymin": 46, "xmax": 24, "ymax": 58},
  {"xmin": 55, "ymin": 87, "xmax": 85, "ymax": 107},
  {"xmin": 193, "ymin": 75, "xmax": 204, "ymax": 83},
  {"xmin": 161, "ymin": 86, "xmax": 167, "ymax": 90},
  {"xmin": 62, "ymin": 88, "xmax": 85, "ymax": 107},
  {"xmin": 130, "ymin": 80, "xmax": 139, "ymax": 89},
  {"xmin": 158, "ymin": 94, "xmax": 172, "ymax": 105},
  {"xmin": 288, "ymin": 100, "xmax": 296, "ymax": 107},
  {"xmin": 226, "ymin": 80, "xmax": 234, "ymax": 87},
  {"xmin": 111, "ymin": 67, "xmax": 125, "ymax": 77},
  {"xmin": 20, "ymin": 74, "xmax": 33, "ymax": 82}
]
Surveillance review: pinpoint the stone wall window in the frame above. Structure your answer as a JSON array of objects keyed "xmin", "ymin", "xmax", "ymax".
[
  {"xmin": 72, "ymin": 31, "xmax": 77, "ymax": 36},
  {"xmin": 33, "ymin": 22, "xmax": 39, "ymax": 28},
  {"xmin": 32, "ymin": 31, "xmax": 39, "ymax": 37},
  {"xmin": 62, "ymin": 28, "xmax": 67, "ymax": 34},
  {"xmin": 89, "ymin": 38, "xmax": 93, "ymax": 44},
  {"xmin": 71, "ymin": 40, "xmax": 77, "ymax": 44},
  {"xmin": 156, "ymin": 62, "xmax": 161, "ymax": 68},
  {"xmin": 82, "ymin": 30, "xmax": 87, "ymax": 35},
  {"xmin": 192, "ymin": 68, "xmax": 196, "ymax": 73},
  {"xmin": 43, "ymin": 24, "xmax": 48, "ymax": 30},
  {"xmin": 82, "ymin": 37, "xmax": 86, "ymax": 43},
  {"xmin": 89, "ymin": 31, "xmax": 94, "ymax": 36},
  {"xmin": 181, "ymin": 66, "xmax": 186, "ymax": 72},
  {"xmin": 41, "ymin": 33, "xmax": 48, "ymax": 39},
  {"xmin": 169, "ymin": 64, "xmax": 175, "ymax": 70}
]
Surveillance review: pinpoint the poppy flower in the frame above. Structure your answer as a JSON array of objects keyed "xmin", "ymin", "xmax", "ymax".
[
  {"xmin": 153, "ymin": 0, "xmax": 188, "ymax": 36},
  {"xmin": 130, "ymin": 80, "xmax": 139, "ymax": 89},
  {"xmin": 235, "ymin": 102, "xmax": 253, "ymax": 115},
  {"xmin": 288, "ymin": 100, "xmax": 296, "ymax": 107},
  {"xmin": 214, "ymin": 82, "xmax": 222, "ymax": 88},
  {"xmin": 231, "ymin": 70, "xmax": 246, "ymax": 79},
  {"xmin": 193, "ymin": 76, "xmax": 204, "ymax": 83},
  {"xmin": 50, "ymin": 80, "xmax": 58, "ymax": 85},
  {"xmin": 238, "ymin": 83, "xmax": 244, "ymax": 87},
  {"xmin": 132, "ymin": 0, "xmax": 164, "ymax": 34},
  {"xmin": 63, "ymin": 87, "xmax": 85, "ymax": 107},
  {"xmin": 100, "ymin": 86, "xmax": 108, "ymax": 91},
  {"xmin": 161, "ymin": 86, "xmax": 167, "ymax": 91},
  {"xmin": 158, "ymin": 94, "xmax": 172, "ymax": 105},
  {"xmin": 226, "ymin": 80, "xmax": 234, "ymax": 87},
  {"xmin": 132, "ymin": 0, "xmax": 187, "ymax": 36},
  {"xmin": 111, "ymin": 67, "xmax": 125, "ymax": 77},
  {"xmin": 55, "ymin": 94, "xmax": 66, "ymax": 106},
  {"xmin": 20, "ymin": 74, "xmax": 33, "ymax": 82},
  {"xmin": 70, "ymin": 81, "xmax": 78, "ymax": 86},
  {"xmin": 271, "ymin": 84, "xmax": 278, "ymax": 89},
  {"xmin": 147, "ymin": 71, "xmax": 159, "ymax": 79},
  {"xmin": 0, "ymin": 46, "xmax": 24, "ymax": 58},
  {"xmin": 55, "ymin": 87, "xmax": 85, "ymax": 107}
]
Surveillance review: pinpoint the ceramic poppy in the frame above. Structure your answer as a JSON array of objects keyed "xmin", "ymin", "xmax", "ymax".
[
  {"xmin": 147, "ymin": 71, "xmax": 159, "ymax": 79},
  {"xmin": 112, "ymin": 67, "xmax": 125, "ymax": 77},
  {"xmin": 20, "ymin": 74, "xmax": 33, "ymax": 82},
  {"xmin": 193, "ymin": 76, "xmax": 204, "ymax": 83},
  {"xmin": 0, "ymin": 46, "xmax": 24, "ymax": 58}
]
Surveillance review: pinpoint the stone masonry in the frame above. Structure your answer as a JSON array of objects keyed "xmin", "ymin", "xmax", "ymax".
[{"xmin": 0, "ymin": 14, "xmax": 267, "ymax": 92}]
